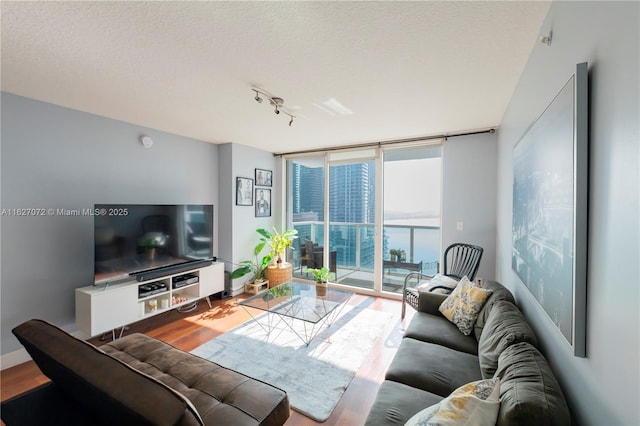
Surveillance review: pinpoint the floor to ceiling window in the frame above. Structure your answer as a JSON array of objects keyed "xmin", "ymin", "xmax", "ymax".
[
  {"xmin": 286, "ymin": 141, "xmax": 441, "ymax": 296},
  {"xmin": 382, "ymin": 146, "xmax": 442, "ymax": 294}
]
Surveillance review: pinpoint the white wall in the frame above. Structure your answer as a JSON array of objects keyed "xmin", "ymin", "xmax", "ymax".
[
  {"xmin": 442, "ymin": 132, "xmax": 497, "ymax": 281},
  {"xmin": 496, "ymin": 2, "xmax": 639, "ymax": 424},
  {"xmin": 0, "ymin": 93, "xmax": 219, "ymax": 355}
]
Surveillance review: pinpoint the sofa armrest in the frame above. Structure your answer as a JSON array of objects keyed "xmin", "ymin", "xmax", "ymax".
[
  {"xmin": 12, "ymin": 319, "xmax": 202, "ymax": 426},
  {"xmin": 416, "ymin": 291, "xmax": 448, "ymax": 315}
]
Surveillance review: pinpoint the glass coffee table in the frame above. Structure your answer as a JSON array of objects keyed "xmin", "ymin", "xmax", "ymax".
[{"xmin": 239, "ymin": 281, "xmax": 354, "ymax": 346}]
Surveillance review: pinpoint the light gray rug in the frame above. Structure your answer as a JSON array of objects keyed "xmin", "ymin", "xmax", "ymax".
[{"xmin": 191, "ymin": 301, "xmax": 393, "ymax": 422}]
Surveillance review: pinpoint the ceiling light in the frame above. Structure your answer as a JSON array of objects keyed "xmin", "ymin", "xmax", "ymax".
[{"xmin": 251, "ymin": 89, "xmax": 295, "ymax": 126}]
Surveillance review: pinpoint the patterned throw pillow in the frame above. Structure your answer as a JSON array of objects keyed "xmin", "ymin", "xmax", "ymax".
[
  {"xmin": 438, "ymin": 276, "xmax": 492, "ymax": 335},
  {"xmin": 405, "ymin": 378, "xmax": 501, "ymax": 426}
]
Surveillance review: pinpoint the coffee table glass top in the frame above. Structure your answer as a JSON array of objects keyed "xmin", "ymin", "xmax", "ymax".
[{"xmin": 239, "ymin": 281, "xmax": 354, "ymax": 324}]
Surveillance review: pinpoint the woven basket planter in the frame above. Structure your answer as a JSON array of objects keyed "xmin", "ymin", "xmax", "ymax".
[{"xmin": 265, "ymin": 262, "xmax": 292, "ymax": 287}]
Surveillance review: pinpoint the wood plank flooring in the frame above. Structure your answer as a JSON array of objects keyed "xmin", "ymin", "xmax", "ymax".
[{"xmin": 1, "ymin": 293, "xmax": 414, "ymax": 425}]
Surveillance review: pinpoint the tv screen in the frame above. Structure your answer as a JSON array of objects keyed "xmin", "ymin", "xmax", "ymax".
[{"xmin": 94, "ymin": 204, "xmax": 213, "ymax": 284}]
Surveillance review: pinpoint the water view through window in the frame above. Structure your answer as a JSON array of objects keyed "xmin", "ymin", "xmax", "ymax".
[{"xmin": 287, "ymin": 144, "xmax": 441, "ymax": 294}]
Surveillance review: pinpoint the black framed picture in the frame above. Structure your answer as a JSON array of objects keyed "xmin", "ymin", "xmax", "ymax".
[
  {"xmin": 236, "ymin": 177, "xmax": 253, "ymax": 206},
  {"xmin": 255, "ymin": 168, "xmax": 272, "ymax": 187},
  {"xmin": 255, "ymin": 188, "xmax": 271, "ymax": 217}
]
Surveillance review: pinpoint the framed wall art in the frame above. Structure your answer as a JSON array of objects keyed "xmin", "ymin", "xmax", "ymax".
[
  {"xmin": 255, "ymin": 188, "xmax": 271, "ymax": 217},
  {"xmin": 236, "ymin": 177, "xmax": 253, "ymax": 206},
  {"xmin": 511, "ymin": 62, "xmax": 588, "ymax": 357},
  {"xmin": 255, "ymin": 168, "xmax": 272, "ymax": 187}
]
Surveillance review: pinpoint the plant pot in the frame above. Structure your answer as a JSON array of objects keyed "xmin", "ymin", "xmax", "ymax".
[
  {"xmin": 316, "ymin": 282, "xmax": 328, "ymax": 297},
  {"xmin": 265, "ymin": 262, "xmax": 292, "ymax": 288}
]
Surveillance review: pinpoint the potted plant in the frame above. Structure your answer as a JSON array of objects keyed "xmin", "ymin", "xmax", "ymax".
[
  {"xmin": 307, "ymin": 266, "xmax": 334, "ymax": 296},
  {"xmin": 230, "ymin": 235, "xmax": 272, "ymax": 289},
  {"xmin": 258, "ymin": 227, "xmax": 298, "ymax": 266},
  {"xmin": 390, "ymin": 248, "xmax": 401, "ymax": 262},
  {"xmin": 260, "ymin": 227, "xmax": 298, "ymax": 287}
]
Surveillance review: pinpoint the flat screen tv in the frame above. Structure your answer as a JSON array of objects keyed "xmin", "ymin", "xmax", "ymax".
[{"xmin": 94, "ymin": 204, "xmax": 214, "ymax": 284}]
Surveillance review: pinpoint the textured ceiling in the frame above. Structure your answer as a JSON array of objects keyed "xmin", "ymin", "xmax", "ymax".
[{"xmin": 1, "ymin": 1, "xmax": 550, "ymax": 153}]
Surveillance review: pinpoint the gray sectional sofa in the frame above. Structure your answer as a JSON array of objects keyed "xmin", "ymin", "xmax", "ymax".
[
  {"xmin": 365, "ymin": 280, "xmax": 571, "ymax": 425},
  {"xmin": 2, "ymin": 319, "xmax": 290, "ymax": 426}
]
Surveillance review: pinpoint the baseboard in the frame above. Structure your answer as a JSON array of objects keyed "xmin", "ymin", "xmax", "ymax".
[
  {"xmin": 1, "ymin": 329, "xmax": 85, "ymax": 371},
  {"xmin": 1, "ymin": 347, "xmax": 31, "ymax": 370}
]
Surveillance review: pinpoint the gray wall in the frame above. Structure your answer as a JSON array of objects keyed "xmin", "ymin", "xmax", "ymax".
[
  {"xmin": 218, "ymin": 143, "xmax": 277, "ymax": 294},
  {"xmin": 442, "ymin": 132, "xmax": 497, "ymax": 281},
  {"xmin": 496, "ymin": 2, "xmax": 639, "ymax": 424},
  {"xmin": 0, "ymin": 93, "xmax": 219, "ymax": 354}
]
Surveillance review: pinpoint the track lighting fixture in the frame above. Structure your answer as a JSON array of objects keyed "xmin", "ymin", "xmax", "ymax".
[{"xmin": 252, "ymin": 89, "xmax": 295, "ymax": 126}]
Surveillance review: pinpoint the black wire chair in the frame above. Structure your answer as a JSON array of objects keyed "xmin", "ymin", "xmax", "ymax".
[{"xmin": 401, "ymin": 243, "xmax": 484, "ymax": 319}]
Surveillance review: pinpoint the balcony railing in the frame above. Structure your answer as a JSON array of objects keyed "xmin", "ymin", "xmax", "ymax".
[{"xmin": 291, "ymin": 221, "xmax": 440, "ymax": 293}]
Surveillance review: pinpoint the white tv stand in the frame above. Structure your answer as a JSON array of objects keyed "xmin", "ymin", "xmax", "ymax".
[{"xmin": 75, "ymin": 262, "xmax": 224, "ymax": 338}]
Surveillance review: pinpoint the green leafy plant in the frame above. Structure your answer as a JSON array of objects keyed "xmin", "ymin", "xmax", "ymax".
[
  {"xmin": 389, "ymin": 248, "xmax": 406, "ymax": 261},
  {"xmin": 307, "ymin": 266, "xmax": 334, "ymax": 283},
  {"xmin": 258, "ymin": 227, "xmax": 298, "ymax": 264},
  {"xmin": 230, "ymin": 236, "xmax": 272, "ymax": 282}
]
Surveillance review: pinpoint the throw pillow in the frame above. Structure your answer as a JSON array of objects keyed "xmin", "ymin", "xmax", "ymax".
[
  {"xmin": 439, "ymin": 276, "xmax": 492, "ymax": 335},
  {"xmin": 416, "ymin": 274, "xmax": 459, "ymax": 294},
  {"xmin": 405, "ymin": 378, "xmax": 501, "ymax": 426}
]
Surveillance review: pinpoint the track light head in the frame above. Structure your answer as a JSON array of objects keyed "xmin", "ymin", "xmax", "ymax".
[
  {"xmin": 253, "ymin": 90, "xmax": 263, "ymax": 103},
  {"xmin": 252, "ymin": 89, "xmax": 294, "ymax": 126}
]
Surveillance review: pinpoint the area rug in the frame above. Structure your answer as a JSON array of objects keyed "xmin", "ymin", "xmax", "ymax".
[{"xmin": 191, "ymin": 301, "xmax": 393, "ymax": 422}]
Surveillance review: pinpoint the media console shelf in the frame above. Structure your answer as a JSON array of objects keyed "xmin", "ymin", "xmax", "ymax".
[{"xmin": 75, "ymin": 262, "xmax": 224, "ymax": 338}]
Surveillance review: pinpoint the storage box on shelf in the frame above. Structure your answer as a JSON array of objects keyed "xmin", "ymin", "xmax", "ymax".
[{"xmin": 75, "ymin": 262, "xmax": 224, "ymax": 338}]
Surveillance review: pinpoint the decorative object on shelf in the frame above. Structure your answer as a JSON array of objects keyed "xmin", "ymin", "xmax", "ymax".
[
  {"xmin": 255, "ymin": 168, "xmax": 272, "ymax": 187},
  {"xmin": 307, "ymin": 266, "xmax": 334, "ymax": 297},
  {"xmin": 252, "ymin": 88, "xmax": 295, "ymax": 126},
  {"xmin": 255, "ymin": 188, "xmax": 271, "ymax": 217},
  {"xmin": 236, "ymin": 177, "xmax": 253, "ymax": 206}
]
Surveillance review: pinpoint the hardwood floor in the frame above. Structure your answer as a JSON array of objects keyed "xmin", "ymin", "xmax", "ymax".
[{"xmin": 1, "ymin": 293, "xmax": 414, "ymax": 425}]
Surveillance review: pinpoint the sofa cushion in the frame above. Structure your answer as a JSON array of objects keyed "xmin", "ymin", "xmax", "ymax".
[
  {"xmin": 406, "ymin": 378, "xmax": 501, "ymax": 426},
  {"xmin": 439, "ymin": 277, "xmax": 493, "ymax": 335},
  {"xmin": 404, "ymin": 311, "xmax": 478, "ymax": 355},
  {"xmin": 385, "ymin": 338, "xmax": 482, "ymax": 397},
  {"xmin": 417, "ymin": 291, "xmax": 449, "ymax": 315},
  {"xmin": 12, "ymin": 319, "xmax": 202, "ymax": 426},
  {"xmin": 473, "ymin": 280, "xmax": 516, "ymax": 341},
  {"xmin": 494, "ymin": 342, "xmax": 571, "ymax": 426},
  {"xmin": 364, "ymin": 380, "xmax": 443, "ymax": 426},
  {"xmin": 103, "ymin": 333, "xmax": 290, "ymax": 426},
  {"xmin": 478, "ymin": 300, "xmax": 538, "ymax": 379}
]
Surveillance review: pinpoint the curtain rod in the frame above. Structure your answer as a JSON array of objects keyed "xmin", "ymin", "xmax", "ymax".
[{"xmin": 273, "ymin": 128, "xmax": 496, "ymax": 157}]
